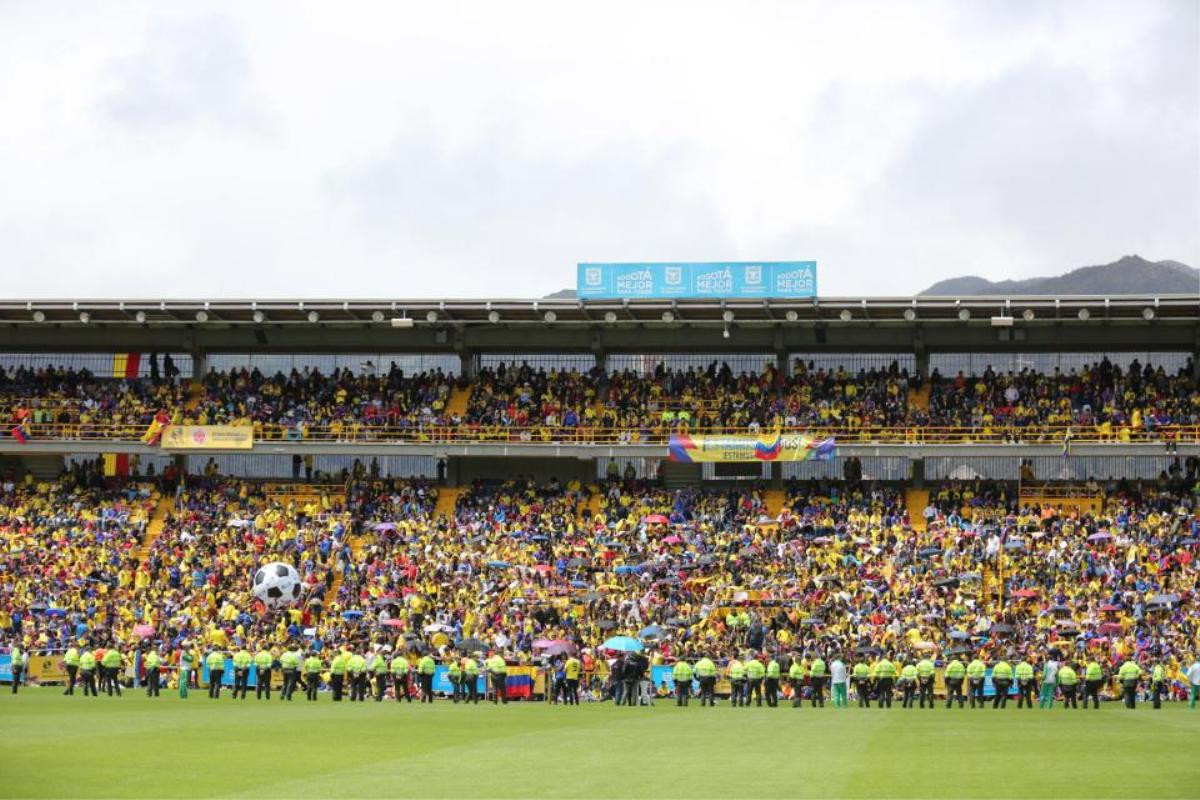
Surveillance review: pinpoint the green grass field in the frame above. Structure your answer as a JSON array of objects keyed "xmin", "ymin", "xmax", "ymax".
[{"xmin": 1, "ymin": 688, "xmax": 1196, "ymax": 798}]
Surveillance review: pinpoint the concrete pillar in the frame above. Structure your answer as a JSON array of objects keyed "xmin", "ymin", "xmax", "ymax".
[
  {"xmin": 770, "ymin": 461, "xmax": 783, "ymax": 489},
  {"xmin": 459, "ymin": 351, "xmax": 477, "ymax": 380},
  {"xmin": 915, "ymin": 350, "xmax": 930, "ymax": 382},
  {"xmin": 911, "ymin": 457, "xmax": 925, "ymax": 487}
]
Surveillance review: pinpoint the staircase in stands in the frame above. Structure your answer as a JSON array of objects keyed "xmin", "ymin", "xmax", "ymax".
[
  {"xmin": 445, "ymin": 386, "xmax": 472, "ymax": 418},
  {"xmin": 764, "ymin": 489, "xmax": 786, "ymax": 519},
  {"xmin": 136, "ymin": 494, "xmax": 176, "ymax": 563},
  {"xmin": 908, "ymin": 383, "xmax": 931, "ymax": 411},
  {"xmin": 905, "ymin": 488, "xmax": 930, "ymax": 531}
]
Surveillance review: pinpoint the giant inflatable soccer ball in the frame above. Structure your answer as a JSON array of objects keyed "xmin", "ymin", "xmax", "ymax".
[{"xmin": 253, "ymin": 562, "xmax": 302, "ymax": 610}]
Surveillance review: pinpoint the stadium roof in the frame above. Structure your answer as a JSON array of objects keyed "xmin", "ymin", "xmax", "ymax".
[{"xmin": 0, "ymin": 295, "xmax": 1196, "ymax": 355}]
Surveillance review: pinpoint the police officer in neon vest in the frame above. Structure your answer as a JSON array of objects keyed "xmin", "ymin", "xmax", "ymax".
[
  {"xmin": 328, "ymin": 649, "xmax": 347, "ymax": 701},
  {"xmin": 280, "ymin": 647, "xmax": 302, "ymax": 701},
  {"xmin": 1150, "ymin": 662, "xmax": 1166, "ymax": 709},
  {"xmin": 1118, "ymin": 659, "xmax": 1142, "ymax": 709},
  {"xmin": 875, "ymin": 656, "xmax": 896, "ymax": 708},
  {"xmin": 232, "ymin": 647, "xmax": 252, "ymax": 699},
  {"xmin": 63, "ymin": 645, "xmax": 80, "ymax": 696},
  {"xmin": 254, "ymin": 648, "xmax": 274, "ymax": 700},
  {"xmin": 205, "ymin": 649, "xmax": 225, "ymax": 699},
  {"xmin": 745, "ymin": 654, "xmax": 766, "ymax": 707},
  {"xmin": 966, "ymin": 657, "xmax": 986, "ymax": 709},
  {"xmin": 991, "ymin": 659, "xmax": 1013, "ymax": 709},
  {"xmin": 899, "ymin": 662, "xmax": 918, "ymax": 708},
  {"xmin": 790, "ymin": 657, "xmax": 808, "ymax": 708},
  {"xmin": 944, "ymin": 657, "xmax": 966, "ymax": 708},
  {"xmin": 727, "ymin": 655, "xmax": 746, "ymax": 708},
  {"xmin": 852, "ymin": 660, "xmax": 870, "ymax": 707},
  {"xmin": 916, "ymin": 657, "xmax": 935, "ymax": 709},
  {"xmin": 102, "ymin": 646, "xmax": 124, "ymax": 697},
  {"xmin": 447, "ymin": 654, "xmax": 463, "ymax": 703},
  {"xmin": 463, "ymin": 656, "xmax": 481, "ymax": 704},
  {"xmin": 809, "ymin": 654, "xmax": 827, "ymax": 708},
  {"xmin": 1057, "ymin": 662, "xmax": 1079, "ymax": 709},
  {"xmin": 303, "ymin": 651, "xmax": 323, "ymax": 701},
  {"xmin": 144, "ymin": 647, "xmax": 162, "ymax": 697},
  {"xmin": 1083, "ymin": 659, "xmax": 1104, "ymax": 710},
  {"xmin": 372, "ymin": 648, "xmax": 390, "ymax": 702},
  {"xmin": 347, "ymin": 651, "xmax": 368, "ymax": 702},
  {"xmin": 765, "ymin": 654, "xmax": 782, "ymax": 708},
  {"xmin": 391, "ymin": 652, "xmax": 411, "ymax": 703},
  {"xmin": 485, "ymin": 652, "xmax": 507, "ymax": 704},
  {"xmin": 420, "ymin": 652, "xmax": 439, "ymax": 705},
  {"xmin": 8, "ymin": 642, "xmax": 22, "ymax": 694},
  {"xmin": 693, "ymin": 656, "xmax": 717, "ymax": 706},
  {"xmin": 672, "ymin": 658, "xmax": 693, "ymax": 707},
  {"xmin": 79, "ymin": 648, "xmax": 98, "ymax": 697},
  {"xmin": 1015, "ymin": 660, "xmax": 1035, "ymax": 709}
]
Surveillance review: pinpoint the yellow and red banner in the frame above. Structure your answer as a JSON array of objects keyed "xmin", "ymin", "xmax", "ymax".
[
  {"xmin": 160, "ymin": 425, "xmax": 254, "ymax": 451},
  {"xmin": 669, "ymin": 432, "xmax": 836, "ymax": 463},
  {"xmin": 111, "ymin": 353, "xmax": 142, "ymax": 378}
]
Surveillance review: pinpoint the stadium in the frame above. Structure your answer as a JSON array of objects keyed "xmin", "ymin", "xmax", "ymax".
[
  {"xmin": 3, "ymin": 3, "xmax": 1199, "ymax": 799},
  {"xmin": 2, "ymin": 286, "xmax": 1199, "ymax": 798}
]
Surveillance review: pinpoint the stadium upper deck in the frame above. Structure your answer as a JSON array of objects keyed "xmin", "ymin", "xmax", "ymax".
[{"xmin": 0, "ymin": 295, "xmax": 1197, "ymax": 465}]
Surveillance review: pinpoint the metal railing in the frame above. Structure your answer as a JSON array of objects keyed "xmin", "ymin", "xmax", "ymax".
[{"xmin": 10, "ymin": 421, "xmax": 1200, "ymax": 446}]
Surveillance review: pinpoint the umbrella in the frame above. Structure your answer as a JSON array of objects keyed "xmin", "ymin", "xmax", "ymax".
[
  {"xmin": 958, "ymin": 572, "xmax": 982, "ymax": 582},
  {"xmin": 1012, "ymin": 589, "xmax": 1038, "ymax": 599},
  {"xmin": 802, "ymin": 618, "xmax": 822, "ymax": 626},
  {"xmin": 643, "ymin": 514, "xmax": 669, "ymax": 525},
  {"xmin": 487, "ymin": 561, "xmax": 511, "ymax": 569},
  {"xmin": 45, "ymin": 608, "xmax": 67, "ymax": 617},
  {"xmin": 342, "ymin": 610, "xmax": 364, "ymax": 620},
  {"xmin": 990, "ymin": 623, "xmax": 1015, "ymax": 635},
  {"xmin": 601, "ymin": 636, "xmax": 644, "ymax": 652},
  {"xmin": 662, "ymin": 535, "xmax": 682, "ymax": 545},
  {"xmin": 566, "ymin": 558, "xmax": 589, "ymax": 569},
  {"xmin": 918, "ymin": 547, "xmax": 942, "ymax": 558},
  {"xmin": 596, "ymin": 619, "xmax": 618, "ymax": 630},
  {"xmin": 458, "ymin": 638, "xmax": 487, "ymax": 653},
  {"xmin": 933, "ymin": 578, "xmax": 960, "ymax": 589},
  {"xmin": 1098, "ymin": 622, "xmax": 1123, "ymax": 635},
  {"xmin": 1149, "ymin": 593, "xmax": 1180, "ymax": 606},
  {"xmin": 29, "ymin": 602, "xmax": 47, "ymax": 612},
  {"xmin": 665, "ymin": 617, "xmax": 688, "ymax": 627},
  {"xmin": 638, "ymin": 625, "xmax": 664, "ymax": 640},
  {"xmin": 541, "ymin": 642, "xmax": 576, "ymax": 657},
  {"xmin": 380, "ymin": 619, "xmax": 405, "ymax": 629},
  {"xmin": 946, "ymin": 645, "xmax": 973, "ymax": 656},
  {"xmin": 1099, "ymin": 604, "xmax": 1121, "ymax": 612},
  {"xmin": 373, "ymin": 522, "xmax": 397, "ymax": 532},
  {"xmin": 373, "ymin": 597, "xmax": 400, "ymax": 608},
  {"xmin": 614, "ymin": 565, "xmax": 642, "ymax": 574},
  {"xmin": 1087, "ymin": 532, "xmax": 1112, "ymax": 542},
  {"xmin": 1056, "ymin": 627, "xmax": 1081, "ymax": 638},
  {"xmin": 570, "ymin": 581, "xmax": 590, "ymax": 589},
  {"xmin": 949, "ymin": 630, "xmax": 971, "ymax": 640},
  {"xmin": 1050, "ymin": 604, "xmax": 1072, "ymax": 615},
  {"xmin": 582, "ymin": 592, "xmax": 603, "ymax": 602},
  {"xmin": 133, "ymin": 624, "xmax": 155, "ymax": 638},
  {"xmin": 423, "ymin": 622, "xmax": 454, "ymax": 633},
  {"xmin": 1004, "ymin": 540, "xmax": 1027, "ymax": 550},
  {"xmin": 1178, "ymin": 538, "xmax": 1199, "ymax": 546},
  {"xmin": 854, "ymin": 645, "xmax": 880, "ymax": 656}
]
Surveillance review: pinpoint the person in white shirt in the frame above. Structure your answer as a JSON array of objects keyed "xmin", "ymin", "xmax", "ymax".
[
  {"xmin": 1186, "ymin": 659, "xmax": 1200, "ymax": 710},
  {"xmin": 830, "ymin": 658, "xmax": 849, "ymax": 708}
]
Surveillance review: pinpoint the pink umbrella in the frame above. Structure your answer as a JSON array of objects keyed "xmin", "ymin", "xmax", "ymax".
[
  {"xmin": 643, "ymin": 514, "xmax": 669, "ymax": 525},
  {"xmin": 380, "ymin": 619, "xmax": 405, "ymax": 628},
  {"xmin": 662, "ymin": 535, "xmax": 682, "ymax": 545},
  {"xmin": 133, "ymin": 624, "xmax": 155, "ymax": 638}
]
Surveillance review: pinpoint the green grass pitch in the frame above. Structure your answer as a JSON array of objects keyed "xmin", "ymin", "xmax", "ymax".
[{"xmin": 1, "ymin": 688, "xmax": 1196, "ymax": 798}]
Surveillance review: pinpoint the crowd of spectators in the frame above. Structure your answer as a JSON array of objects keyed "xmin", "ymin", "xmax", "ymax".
[
  {"xmin": 4, "ymin": 356, "xmax": 1198, "ymax": 444},
  {"xmin": 5, "ymin": 465, "xmax": 1198, "ymax": 695}
]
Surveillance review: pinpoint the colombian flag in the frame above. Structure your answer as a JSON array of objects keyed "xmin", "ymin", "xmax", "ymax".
[
  {"xmin": 504, "ymin": 666, "xmax": 535, "ymax": 699},
  {"xmin": 10, "ymin": 424, "xmax": 28, "ymax": 444}
]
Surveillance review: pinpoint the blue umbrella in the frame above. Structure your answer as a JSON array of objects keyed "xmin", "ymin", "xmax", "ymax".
[
  {"xmin": 342, "ymin": 610, "xmax": 364, "ymax": 620},
  {"xmin": 46, "ymin": 608, "xmax": 67, "ymax": 617},
  {"xmin": 949, "ymin": 630, "xmax": 971, "ymax": 640},
  {"xmin": 600, "ymin": 636, "xmax": 644, "ymax": 652},
  {"xmin": 487, "ymin": 561, "xmax": 511, "ymax": 569},
  {"xmin": 638, "ymin": 625, "xmax": 664, "ymax": 640},
  {"xmin": 614, "ymin": 565, "xmax": 642, "ymax": 574},
  {"xmin": 570, "ymin": 580, "xmax": 590, "ymax": 589}
]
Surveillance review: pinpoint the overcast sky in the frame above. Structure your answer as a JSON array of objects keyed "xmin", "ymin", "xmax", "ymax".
[{"xmin": 1, "ymin": 0, "xmax": 1196, "ymax": 298}]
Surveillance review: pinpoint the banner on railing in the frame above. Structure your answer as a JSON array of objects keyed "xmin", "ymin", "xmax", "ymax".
[
  {"xmin": 669, "ymin": 432, "xmax": 836, "ymax": 463},
  {"xmin": 161, "ymin": 425, "xmax": 254, "ymax": 451}
]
